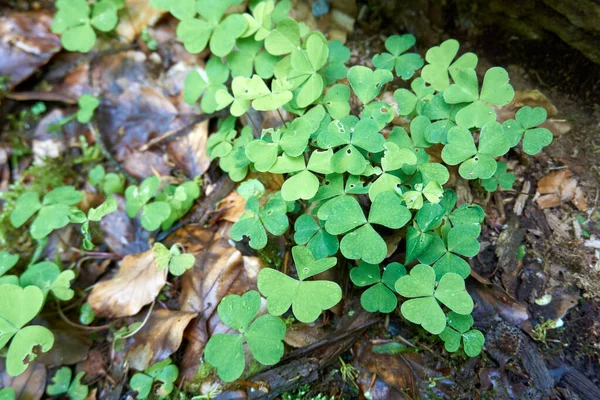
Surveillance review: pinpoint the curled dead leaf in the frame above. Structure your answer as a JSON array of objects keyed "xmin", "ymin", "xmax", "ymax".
[
  {"xmin": 536, "ymin": 169, "xmax": 587, "ymax": 211},
  {"xmin": 126, "ymin": 309, "xmax": 197, "ymax": 371},
  {"xmin": 88, "ymin": 249, "xmax": 167, "ymax": 318}
]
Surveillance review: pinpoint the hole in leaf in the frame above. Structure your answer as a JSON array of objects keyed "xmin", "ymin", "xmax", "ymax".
[
  {"xmin": 346, "ymin": 148, "xmax": 352, "ymax": 155},
  {"xmin": 381, "ymin": 107, "xmax": 388, "ymax": 113},
  {"xmin": 474, "ymin": 157, "xmax": 479, "ymax": 161},
  {"xmin": 349, "ymin": 184, "xmax": 355, "ymax": 188}
]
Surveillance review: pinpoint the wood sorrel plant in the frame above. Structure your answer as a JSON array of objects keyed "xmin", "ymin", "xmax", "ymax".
[
  {"xmin": 48, "ymin": 0, "xmax": 554, "ymax": 385},
  {"xmin": 172, "ymin": 0, "xmax": 555, "ymax": 382}
]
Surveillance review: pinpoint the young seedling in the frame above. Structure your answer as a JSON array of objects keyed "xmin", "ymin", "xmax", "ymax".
[
  {"xmin": 204, "ymin": 290, "xmax": 286, "ymax": 381},
  {"xmin": 480, "ymin": 161, "xmax": 516, "ymax": 192},
  {"xmin": 130, "ymin": 358, "xmax": 178, "ymax": 399},
  {"xmin": 153, "ymin": 242, "xmax": 195, "ymax": 276},
  {"xmin": 439, "ymin": 312, "xmax": 485, "ymax": 357},
  {"xmin": 81, "ymin": 195, "xmax": 118, "ymax": 250},
  {"xmin": 125, "ymin": 176, "xmax": 171, "ymax": 231},
  {"xmin": 47, "ymin": 367, "xmax": 89, "ymax": 400}
]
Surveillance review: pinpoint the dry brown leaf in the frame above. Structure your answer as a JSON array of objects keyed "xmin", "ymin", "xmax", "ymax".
[
  {"xmin": 536, "ymin": 169, "xmax": 588, "ymax": 211},
  {"xmin": 284, "ymin": 323, "xmax": 329, "ymax": 348},
  {"xmin": 358, "ymin": 344, "xmax": 423, "ymax": 398},
  {"xmin": 88, "ymin": 249, "xmax": 167, "ymax": 318},
  {"xmin": 0, "ymin": 362, "xmax": 46, "ymax": 400},
  {"xmin": 0, "ymin": 12, "xmax": 61, "ymax": 90},
  {"xmin": 126, "ymin": 309, "xmax": 197, "ymax": 370},
  {"xmin": 167, "ymin": 120, "xmax": 211, "ymax": 178},
  {"xmin": 116, "ymin": 0, "xmax": 166, "ymax": 44},
  {"xmin": 164, "ymin": 224, "xmax": 262, "ymax": 380},
  {"xmin": 217, "ymin": 191, "xmax": 247, "ymax": 223}
]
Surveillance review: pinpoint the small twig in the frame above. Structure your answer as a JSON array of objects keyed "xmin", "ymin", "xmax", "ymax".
[
  {"xmin": 276, "ymin": 109, "xmax": 288, "ymax": 128},
  {"xmin": 56, "ymin": 301, "xmax": 112, "ymax": 332},
  {"xmin": 138, "ymin": 110, "xmax": 229, "ymax": 152},
  {"xmin": 246, "ymin": 112, "xmax": 260, "ymax": 135},
  {"xmin": 88, "ymin": 123, "xmax": 136, "ymax": 184},
  {"xmin": 118, "ymin": 300, "xmax": 155, "ymax": 340}
]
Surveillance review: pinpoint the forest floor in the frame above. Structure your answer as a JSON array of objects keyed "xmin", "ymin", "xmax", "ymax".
[{"xmin": 0, "ymin": 1, "xmax": 599, "ymax": 399}]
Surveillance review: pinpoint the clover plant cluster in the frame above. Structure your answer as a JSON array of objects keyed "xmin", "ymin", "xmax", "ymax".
[
  {"xmin": 156, "ymin": 0, "xmax": 555, "ymax": 382},
  {"xmin": 24, "ymin": 0, "xmax": 554, "ymax": 389}
]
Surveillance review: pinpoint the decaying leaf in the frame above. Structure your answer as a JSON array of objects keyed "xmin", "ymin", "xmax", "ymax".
[
  {"xmin": 357, "ymin": 343, "xmax": 423, "ymax": 398},
  {"xmin": 536, "ymin": 169, "xmax": 587, "ymax": 211},
  {"xmin": 0, "ymin": 12, "xmax": 61, "ymax": 90},
  {"xmin": 167, "ymin": 120, "xmax": 211, "ymax": 178},
  {"xmin": 115, "ymin": 0, "xmax": 166, "ymax": 44},
  {"xmin": 126, "ymin": 309, "xmax": 197, "ymax": 371},
  {"xmin": 0, "ymin": 362, "xmax": 47, "ymax": 400},
  {"xmin": 99, "ymin": 196, "xmax": 150, "ymax": 256},
  {"xmin": 88, "ymin": 249, "xmax": 167, "ymax": 318},
  {"xmin": 165, "ymin": 223, "xmax": 262, "ymax": 380}
]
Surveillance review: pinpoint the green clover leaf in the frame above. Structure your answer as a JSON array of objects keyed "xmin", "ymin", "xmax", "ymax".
[
  {"xmin": 227, "ymin": 37, "xmax": 279, "ymax": 79},
  {"xmin": 230, "ymin": 195, "xmax": 289, "ymax": 249},
  {"xmin": 258, "ymin": 261, "xmax": 341, "ymax": 323},
  {"xmin": 402, "ymin": 181, "xmax": 444, "ymax": 210},
  {"xmin": 347, "ymin": 66, "xmax": 393, "ymax": 105},
  {"xmin": 130, "ymin": 358, "xmax": 179, "ymax": 399},
  {"xmin": 418, "ymin": 224, "xmax": 480, "ymax": 279},
  {"xmin": 322, "ymin": 84, "xmax": 351, "ymax": 120},
  {"xmin": 0, "ymin": 284, "xmax": 55, "ymax": 376},
  {"xmin": 47, "ymin": 367, "xmax": 89, "ymax": 400},
  {"xmin": 293, "ymin": 215, "xmax": 339, "ymax": 259},
  {"xmin": 76, "ymin": 94, "xmax": 100, "ymax": 123},
  {"xmin": 372, "ymin": 34, "xmax": 424, "ymax": 80},
  {"xmin": 405, "ymin": 203, "xmax": 446, "ymax": 262},
  {"xmin": 10, "ymin": 186, "xmax": 83, "ymax": 240},
  {"xmin": 184, "ymin": 57, "xmax": 230, "ymax": 113},
  {"xmin": 421, "ymin": 39, "xmax": 478, "ymax": 91},
  {"xmin": 0, "ymin": 252, "xmax": 19, "ymax": 277},
  {"xmin": 480, "ymin": 161, "xmax": 516, "ymax": 192},
  {"xmin": 350, "ymin": 262, "xmax": 406, "ymax": 313},
  {"xmin": 363, "ymin": 101, "xmax": 395, "ymax": 130},
  {"xmin": 322, "ymin": 40, "xmax": 350, "ymax": 84},
  {"xmin": 283, "ymin": 34, "xmax": 329, "ymax": 108},
  {"xmin": 441, "ymin": 121, "xmax": 510, "ymax": 180},
  {"xmin": 395, "ymin": 265, "xmax": 474, "ymax": 334},
  {"xmin": 52, "ymin": 0, "xmax": 119, "ymax": 52},
  {"xmin": 153, "ymin": 243, "xmax": 195, "ymax": 276},
  {"xmin": 502, "ymin": 106, "xmax": 553, "ymax": 155},
  {"xmin": 204, "ymin": 290, "xmax": 286, "ymax": 382},
  {"xmin": 241, "ymin": 0, "xmax": 275, "ymax": 41},
  {"xmin": 321, "ymin": 117, "xmax": 385, "ymax": 175},
  {"xmin": 19, "ymin": 261, "xmax": 74, "ymax": 301},
  {"xmin": 264, "ymin": 17, "xmax": 300, "ymax": 55},
  {"xmin": 444, "ymin": 67, "xmax": 514, "ymax": 128},
  {"xmin": 176, "ymin": 1, "xmax": 248, "ymax": 57},
  {"xmin": 439, "ymin": 312, "xmax": 485, "ymax": 356},
  {"xmin": 318, "ymin": 192, "xmax": 411, "ymax": 264}
]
